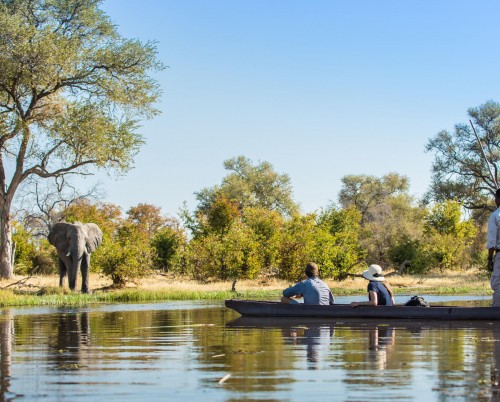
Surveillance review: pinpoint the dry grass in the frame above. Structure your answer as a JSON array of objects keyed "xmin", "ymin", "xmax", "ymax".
[{"xmin": 0, "ymin": 268, "xmax": 491, "ymax": 296}]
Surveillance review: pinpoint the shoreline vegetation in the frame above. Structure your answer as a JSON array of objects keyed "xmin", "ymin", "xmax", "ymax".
[{"xmin": 0, "ymin": 269, "xmax": 492, "ymax": 307}]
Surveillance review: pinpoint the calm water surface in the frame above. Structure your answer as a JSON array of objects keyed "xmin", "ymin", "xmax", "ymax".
[{"xmin": 1, "ymin": 296, "xmax": 499, "ymax": 401}]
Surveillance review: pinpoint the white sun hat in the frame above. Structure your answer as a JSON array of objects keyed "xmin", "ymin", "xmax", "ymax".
[{"xmin": 362, "ymin": 264, "xmax": 385, "ymax": 282}]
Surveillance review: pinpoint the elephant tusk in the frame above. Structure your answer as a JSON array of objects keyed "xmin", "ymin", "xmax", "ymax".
[{"xmin": 66, "ymin": 252, "xmax": 71, "ymax": 257}]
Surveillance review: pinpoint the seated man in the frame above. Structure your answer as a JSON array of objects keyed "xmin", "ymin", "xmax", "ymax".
[{"xmin": 281, "ymin": 262, "xmax": 335, "ymax": 305}]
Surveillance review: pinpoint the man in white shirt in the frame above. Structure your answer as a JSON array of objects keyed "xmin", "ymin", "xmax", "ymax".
[{"xmin": 487, "ymin": 189, "xmax": 500, "ymax": 307}]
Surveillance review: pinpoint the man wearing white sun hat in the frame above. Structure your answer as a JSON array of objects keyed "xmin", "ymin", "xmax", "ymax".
[{"xmin": 351, "ymin": 264, "xmax": 395, "ymax": 307}]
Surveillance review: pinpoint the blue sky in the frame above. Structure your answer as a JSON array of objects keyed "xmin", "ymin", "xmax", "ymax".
[{"xmin": 91, "ymin": 0, "xmax": 500, "ymax": 216}]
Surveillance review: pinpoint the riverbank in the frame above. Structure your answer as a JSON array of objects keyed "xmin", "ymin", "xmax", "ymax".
[{"xmin": 0, "ymin": 269, "xmax": 492, "ymax": 307}]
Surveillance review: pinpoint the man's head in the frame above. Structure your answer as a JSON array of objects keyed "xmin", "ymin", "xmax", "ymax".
[
  {"xmin": 495, "ymin": 189, "xmax": 500, "ymax": 207},
  {"xmin": 305, "ymin": 262, "xmax": 319, "ymax": 278}
]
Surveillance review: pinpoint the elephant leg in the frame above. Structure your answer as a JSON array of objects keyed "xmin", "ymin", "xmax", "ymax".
[
  {"xmin": 58, "ymin": 257, "xmax": 67, "ymax": 288},
  {"xmin": 68, "ymin": 262, "xmax": 78, "ymax": 291},
  {"xmin": 80, "ymin": 254, "xmax": 90, "ymax": 294}
]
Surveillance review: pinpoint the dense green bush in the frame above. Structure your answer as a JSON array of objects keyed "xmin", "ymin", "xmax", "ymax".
[
  {"xmin": 152, "ymin": 225, "xmax": 187, "ymax": 273},
  {"xmin": 98, "ymin": 223, "xmax": 154, "ymax": 287}
]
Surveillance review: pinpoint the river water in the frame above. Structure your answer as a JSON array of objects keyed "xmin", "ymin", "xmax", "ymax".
[{"xmin": 1, "ymin": 296, "xmax": 499, "ymax": 401}]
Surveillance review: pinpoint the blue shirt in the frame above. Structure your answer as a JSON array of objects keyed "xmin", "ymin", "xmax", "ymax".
[
  {"xmin": 283, "ymin": 277, "xmax": 335, "ymax": 305},
  {"xmin": 367, "ymin": 281, "xmax": 393, "ymax": 306}
]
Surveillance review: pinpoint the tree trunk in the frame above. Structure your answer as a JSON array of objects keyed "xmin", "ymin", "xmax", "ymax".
[
  {"xmin": 11, "ymin": 241, "xmax": 16, "ymax": 268},
  {"xmin": 0, "ymin": 206, "xmax": 13, "ymax": 279}
]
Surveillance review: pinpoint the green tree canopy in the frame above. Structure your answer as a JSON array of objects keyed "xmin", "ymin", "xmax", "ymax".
[
  {"xmin": 195, "ymin": 156, "xmax": 299, "ymax": 219},
  {"xmin": 338, "ymin": 173, "xmax": 410, "ymax": 225},
  {"xmin": 338, "ymin": 173, "xmax": 422, "ymax": 267},
  {"xmin": 426, "ymin": 100, "xmax": 500, "ymax": 213},
  {"xmin": 0, "ymin": 0, "xmax": 163, "ymax": 278}
]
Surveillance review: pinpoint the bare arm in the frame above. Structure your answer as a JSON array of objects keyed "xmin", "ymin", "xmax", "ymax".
[{"xmin": 351, "ymin": 291, "xmax": 378, "ymax": 307}]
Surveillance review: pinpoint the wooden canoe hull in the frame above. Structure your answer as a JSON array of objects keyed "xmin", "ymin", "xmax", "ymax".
[{"xmin": 224, "ymin": 299, "xmax": 500, "ymax": 320}]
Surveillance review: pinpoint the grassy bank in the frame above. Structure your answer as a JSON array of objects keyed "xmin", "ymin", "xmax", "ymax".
[
  {"xmin": 0, "ymin": 269, "xmax": 492, "ymax": 307},
  {"xmin": 0, "ymin": 287, "xmax": 288, "ymax": 307}
]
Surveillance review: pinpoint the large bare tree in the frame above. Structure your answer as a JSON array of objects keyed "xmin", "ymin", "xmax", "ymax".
[{"xmin": 0, "ymin": 0, "xmax": 164, "ymax": 278}]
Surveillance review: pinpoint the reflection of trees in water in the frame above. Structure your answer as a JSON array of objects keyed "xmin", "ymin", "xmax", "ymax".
[
  {"xmin": 6, "ymin": 306, "xmax": 500, "ymax": 399},
  {"xmin": 429, "ymin": 324, "xmax": 500, "ymax": 399},
  {"xmin": 0, "ymin": 311, "xmax": 13, "ymax": 400}
]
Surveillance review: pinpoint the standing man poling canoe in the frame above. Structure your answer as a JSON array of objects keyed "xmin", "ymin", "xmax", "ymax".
[{"xmin": 487, "ymin": 189, "xmax": 500, "ymax": 307}]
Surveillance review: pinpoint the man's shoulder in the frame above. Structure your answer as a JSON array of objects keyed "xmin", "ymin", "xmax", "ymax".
[
  {"xmin": 491, "ymin": 208, "xmax": 500, "ymax": 221},
  {"xmin": 310, "ymin": 277, "xmax": 331, "ymax": 289}
]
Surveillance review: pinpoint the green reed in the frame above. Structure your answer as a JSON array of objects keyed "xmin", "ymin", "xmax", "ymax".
[{"xmin": 0, "ymin": 284, "xmax": 492, "ymax": 307}]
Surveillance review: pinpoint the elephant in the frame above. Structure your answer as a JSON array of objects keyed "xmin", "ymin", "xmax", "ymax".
[{"xmin": 48, "ymin": 222, "xmax": 103, "ymax": 293}]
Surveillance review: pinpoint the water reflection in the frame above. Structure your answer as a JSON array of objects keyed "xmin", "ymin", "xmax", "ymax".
[
  {"xmin": 0, "ymin": 311, "xmax": 13, "ymax": 400},
  {"xmin": 283, "ymin": 324, "xmax": 333, "ymax": 369},
  {"xmin": 228, "ymin": 317, "xmax": 397, "ymax": 372},
  {"xmin": 227, "ymin": 316, "xmax": 500, "ymax": 399},
  {"xmin": 3, "ymin": 303, "xmax": 500, "ymax": 400},
  {"xmin": 49, "ymin": 312, "xmax": 91, "ymax": 371},
  {"xmin": 367, "ymin": 325, "xmax": 395, "ymax": 371},
  {"xmin": 492, "ymin": 324, "xmax": 500, "ymax": 401}
]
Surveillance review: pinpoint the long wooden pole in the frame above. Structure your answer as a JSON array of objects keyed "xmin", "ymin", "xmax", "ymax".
[{"xmin": 470, "ymin": 119, "xmax": 498, "ymax": 189}]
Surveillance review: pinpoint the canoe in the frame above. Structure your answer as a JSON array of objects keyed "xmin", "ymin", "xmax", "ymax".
[{"xmin": 224, "ymin": 299, "xmax": 500, "ymax": 320}]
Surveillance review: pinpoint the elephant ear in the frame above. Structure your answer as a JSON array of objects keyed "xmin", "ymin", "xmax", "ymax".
[
  {"xmin": 84, "ymin": 223, "xmax": 103, "ymax": 253},
  {"xmin": 47, "ymin": 222, "xmax": 71, "ymax": 254}
]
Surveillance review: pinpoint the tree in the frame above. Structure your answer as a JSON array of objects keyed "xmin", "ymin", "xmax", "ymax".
[
  {"xmin": 185, "ymin": 221, "xmax": 261, "ymax": 281},
  {"xmin": 99, "ymin": 221, "xmax": 154, "ymax": 287},
  {"xmin": 195, "ymin": 156, "xmax": 299, "ymax": 218},
  {"xmin": 151, "ymin": 221, "xmax": 187, "ymax": 273},
  {"xmin": 316, "ymin": 206, "xmax": 365, "ymax": 279},
  {"xmin": 205, "ymin": 195, "xmax": 240, "ymax": 237},
  {"xmin": 422, "ymin": 200, "xmax": 477, "ymax": 270},
  {"xmin": 276, "ymin": 214, "xmax": 318, "ymax": 281},
  {"xmin": 62, "ymin": 200, "xmax": 163, "ymax": 286},
  {"xmin": 182, "ymin": 156, "xmax": 299, "ymax": 282},
  {"xmin": 184, "ymin": 194, "xmax": 261, "ymax": 281},
  {"xmin": 126, "ymin": 203, "xmax": 167, "ymax": 236},
  {"xmin": 15, "ymin": 177, "xmax": 102, "ymax": 238},
  {"xmin": 426, "ymin": 100, "xmax": 500, "ymax": 213},
  {"xmin": 338, "ymin": 173, "xmax": 410, "ymax": 225},
  {"xmin": 11, "ymin": 220, "xmax": 56, "ymax": 275},
  {"xmin": 61, "ymin": 199, "xmax": 122, "ymax": 237},
  {"xmin": 338, "ymin": 173, "xmax": 419, "ymax": 267},
  {"xmin": 0, "ymin": 0, "xmax": 163, "ymax": 278},
  {"xmin": 126, "ymin": 203, "xmax": 187, "ymax": 274},
  {"xmin": 389, "ymin": 200, "xmax": 477, "ymax": 273},
  {"xmin": 242, "ymin": 207, "xmax": 284, "ymax": 272}
]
